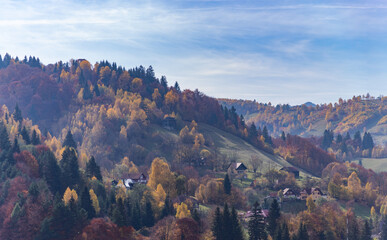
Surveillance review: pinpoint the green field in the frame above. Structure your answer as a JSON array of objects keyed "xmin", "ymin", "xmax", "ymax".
[
  {"xmin": 149, "ymin": 122, "xmax": 315, "ymax": 177},
  {"xmin": 354, "ymin": 158, "xmax": 387, "ymax": 172}
]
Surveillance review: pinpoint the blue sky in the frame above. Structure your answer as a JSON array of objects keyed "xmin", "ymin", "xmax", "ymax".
[{"xmin": 0, "ymin": 0, "xmax": 386, "ymax": 105}]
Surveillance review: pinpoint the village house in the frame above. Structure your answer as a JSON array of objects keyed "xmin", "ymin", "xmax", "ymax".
[
  {"xmin": 282, "ymin": 188, "xmax": 298, "ymax": 200},
  {"xmin": 228, "ymin": 162, "xmax": 248, "ymax": 174},
  {"xmin": 113, "ymin": 173, "xmax": 148, "ymax": 190},
  {"xmin": 300, "ymin": 187, "xmax": 325, "ymax": 201}
]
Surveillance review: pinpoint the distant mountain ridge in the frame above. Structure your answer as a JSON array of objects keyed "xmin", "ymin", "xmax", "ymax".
[{"xmin": 218, "ymin": 97, "xmax": 387, "ymax": 146}]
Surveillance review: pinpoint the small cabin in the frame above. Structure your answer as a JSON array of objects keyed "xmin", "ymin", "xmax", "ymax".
[
  {"xmin": 162, "ymin": 117, "xmax": 176, "ymax": 130},
  {"xmin": 228, "ymin": 162, "xmax": 248, "ymax": 174},
  {"xmin": 280, "ymin": 167, "xmax": 300, "ymax": 178}
]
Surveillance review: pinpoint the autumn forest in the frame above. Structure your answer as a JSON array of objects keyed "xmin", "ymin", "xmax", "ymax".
[{"xmin": 0, "ymin": 53, "xmax": 386, "ymax": 240}]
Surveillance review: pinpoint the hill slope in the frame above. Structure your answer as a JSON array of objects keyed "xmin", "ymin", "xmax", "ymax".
[{"xmin": 219, "ymin": 97, "xmax": 387, "ymax": 146}]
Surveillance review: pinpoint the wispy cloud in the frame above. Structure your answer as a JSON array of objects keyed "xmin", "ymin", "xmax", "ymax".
[{"xmin": 0, "ymin": 0, "xmax": 386, "ymax": 104}]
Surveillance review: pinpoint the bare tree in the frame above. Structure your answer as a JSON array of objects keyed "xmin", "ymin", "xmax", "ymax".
[{"xmin": 250, "ymin": 155, "xmax": 263, "ymax": 174}]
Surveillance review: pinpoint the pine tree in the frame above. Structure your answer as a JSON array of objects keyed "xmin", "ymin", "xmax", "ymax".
[
  {"xmin": 80, "ymin": 186, "xmax": 95, "ymax": 219},
  {"xmin": 13, "ymin": 103, "xmax": 22, "ymax": 122},
  {"xmin": 60, "ymin": 147, "xmax": 80, "ymax": 189},
  {"xmin": 295, "ymin": 223, "xmax": 308, "ymax": 240},
  {"xmin": 212, "ymin": 207, "xmax": 223, "ymax": 240},
  {"xmin": 224, "ymin": 174, "xmax": 231, "ymax": 195},
  {"xmin": 174, "ymin": 81, "xmax": 181, "ymax": 92},
  {"xmin": 63, "ymin": 130, "xmax": 77, "ymax": 149},
  {"xmin": 281, "ymin": 131, "xmax": 286, "ymax": 141},
  {"xmin": 38, "ymin": 150, "xmax": 62, "ymax": 193},
  {"xmin": 144, "ymin": 200, "xmax": 155, "ymax": 227},
  {"xmin": 248, "ymin": 201, "xmax": 267, "ymax": 240},
  {"xmin": 20, "ymin": 126, "xmax": 30, "ymax": 144},
  {"xmin": 267, "ymin": 199, "xmax": 281, "ymax": 237},
  {"xmin": 112, "ymin": 198, "xmax": 126, "ymax": 227},
  {"xmin": 282, "ymin": 223, "xmax": 290, "ymax": 240},
  {"xmin": 161, "ymin": 195, "xmax": 173, "ymax": 218},
  {"xmin": 0, "ymin": 122, "xmax": 11, "ymax": 151},
  {"xmin": 85, "ymin": 156, "xmax": 102, "ymax": 180},
  {"xmin": 11, "ymin": 138, "xmax": 20, "ymax": 153},
  {"xmin": 361, "ymin": 221, "xmax": 372, "ymax": 240},
  {"xmin": 231, "ymin": 206, "xmax": 244, "ymax": 240},
  {"xmin": 223, "ymin": 203, "xmax": 233, "ymax": 240},
  {"xmin": 31, "ymin": 129, "xmax": 40, "ymax": 145}
]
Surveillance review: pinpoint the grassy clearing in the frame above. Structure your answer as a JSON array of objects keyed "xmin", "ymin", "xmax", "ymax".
[{"xmin": 354, "ymin": 158, "xmax": 387, "ymax": 173}]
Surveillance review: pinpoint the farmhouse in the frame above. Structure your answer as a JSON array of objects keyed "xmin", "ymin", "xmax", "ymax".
[
  {"xmin": 228, "ymin": 162, "xmax": 248, "ymax": 174},
  {"xmin": 280, "ymin": 166, "xmax": 300, "ymax": 178}
]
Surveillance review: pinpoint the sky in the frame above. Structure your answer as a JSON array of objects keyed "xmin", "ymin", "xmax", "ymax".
[{"xmin": 0, "ymin": 0, "xmax": 386, "ymax": 105}]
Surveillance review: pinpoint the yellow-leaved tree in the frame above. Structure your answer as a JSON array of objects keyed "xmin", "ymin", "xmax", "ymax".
[
  {"xmin": 148, "ymin": 158, "xmax": 177, "ymax": 197},
  {"xmin": 89, "ymin": 189, "xmax": 100, "ymax": 214},
  {"xmin": 306, "ymin": 196, "xmax": 316, "ymax": 213},
  {"xmin": 175, "ymin": 202, "xmax": 191, "ymax": 219},
  {"xmin": 63, "ymin": 187, "xmax": 78, "ymax": 205},
  {"xmin": 153, "ymin": 184, "xmax": 167, "ymax": 208},
  {"xmin": 347, "ymin": 171, "xmax": 361, "ymax": 200}
]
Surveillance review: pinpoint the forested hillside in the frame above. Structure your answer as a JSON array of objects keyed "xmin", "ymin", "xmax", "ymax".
[
  {"xmin": 1, "ymin": 53, "xmax": 387, "ymax": 240},
  {"xmin": 219, "ymin": 97, "xmax": 387, "ymax": 146}
]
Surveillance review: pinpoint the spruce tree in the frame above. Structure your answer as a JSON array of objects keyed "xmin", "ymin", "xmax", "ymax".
[
  {"xmin": 267, "ymin": 199, "xmax": 281, "ymax": 237},
  {"xmin": 281, "ymin": 131, "xmax": 286, "ymax": 141},
  {"xmin": 223, "ymin": 203, "xmax": 232, "ymax": 240},
  {"xmin": 295, "ymin": 223, "xmax": 308, "ymax": 240},
  {"xmin": 248, "ymin": 201, "xmax": 267, "ymax": 240},
  {"xmin": 174, "ymin": 81, "xmax": 181, "ymax": 92},
  {"xmin": 11, "ymin": 138, "xmax": 20, "ymax": 153},
  {"xmin": 60, "ymin": 147, "xmax": 80, "ymax": 189},
  {"xmin": 144, "ymin": 200, "xmax": 155, "ymax": 227},
  {"xmin": 224, "ymin": 174, "xmax": 231, "ymax": 195},
  {"xmin": 0, "ymin": 123, "xmax": 11, "ymax": 151},
  {"xmin": 80, "ymin": 186, "xmax": 95, "ymax": 219},
  {"xmin": 231, "ymin": 206, "xmax": 244, "ymax": 240},
  {"xmin": 63, "ymin": 130, "xmax": 77, "ymax": 149},
  {"xmin": 361, "ymin": 221, "xmax": 372, "ymax": 240},
  {"xmin": 13, "ymin": 103, "xmax": 23, "ymax": 122},
  {"xmin": 282, "ymin": 223, "xmax": 290, "ymax": 240},
  {"xmin": 85, "ymin": 156, "xmax": 102, "ymax": 180},
  {"xmin": 161, "ymin": 195, "xmax": 173, "ymax": 218},
  {"xmin": 112, "ymin": 198, "xmax": 126, "ymax": 227},
  {"xmin": 31, "ymin": 129, "xmax": 40, "ymax": 145},
  {"xmin": 20, "ymin": 126, "xmax": 30, "ymax": 144},
  {"xmin": 212, "ymin": 207, "xmax": 223, "ymax": 240},
  {"xmin": 131, "ymin": 202, "xmax": 142, "ymax": 230},
  {"xmin": 38, "ymin": 150, "xmax": 62, "ymax": 193}
]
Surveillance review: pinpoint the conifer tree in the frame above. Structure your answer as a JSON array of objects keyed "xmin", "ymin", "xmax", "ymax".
[
  {"xmin": 13, "ymin": 103, "xmax": 22, "ymax": 122},
  {"xmin": 231, "ymin": 206, "xmax": 244, "ymax": 240},
  {"xmin": 60, "ymin": 147, "xmax": 80, "ymax": 189},
  {"xmin": 281, "ymin": 131, "xmax": 286, "ymax": 141},
  {"xmin": 248, "ymin": 201, "xmax": 267, "ymax": 240},
  {"xmin": 112, "ymin": 198, "xmax": 126, "ymax": 227},
  {"xmin": 212, "ymin": 207, "xmax": 223, "ymax": 240},
  {"xmin": 295, "ymin": 223, "xmax": 308, "ymax": 240},
  {"xmin": 267, "ymin": 199, "xmax": 281, "ymax": 237},
  {"xmin": 63, "ymin": 130, "xmax": 77, "ymax": 149},
  {"xmin": 144, "ymin": 200, "xmax": 155, "ymax": 227},
  {"xmin": 224, "ymin": 173, "xmax": 231, "ymax": 195},
  {"xmin": 174, "ymin": 81, "xmax": 181, "ymax": 92},
  {"xmin": 38, "ymin": 150, "xmax": 62, "ymax": 193},
  {"xmin": 85, "ymin": 156, "xmax": 102, "ymax": 181},
  {"xmin": 223, "ymin": 203, "xmax": 232, "ymax": 240},
  {"xmin": 0, "ymin": 122, "xmax": 11, "ymax": 151},
  {"xmin": 161, "ymin": 195, "xmax": 173, "ymax": 218},
  {"xmin": 361, "ymin": 221, "xmax": 372, "ymax": 240},
  {"xmin": 11, "ymin": 138, "xmax": 20, "ymax": 153},
  {"xmin": 20, "ymin": 126, "xmax": 30, "ymax": 144},
  {"xmin": 31, "ymin": 129, "xmax": 40, "ymax": 145},
  {"xmin": 131, "ymin": 202, "xmax": 142, "ymax": 230},
  {"xmin": 80, "ymin": 186, "xmax": 95, "ymax": 219},
  {"xmin": 282, "ymin": 223, "xmax": 290, "ymax": 240}
]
